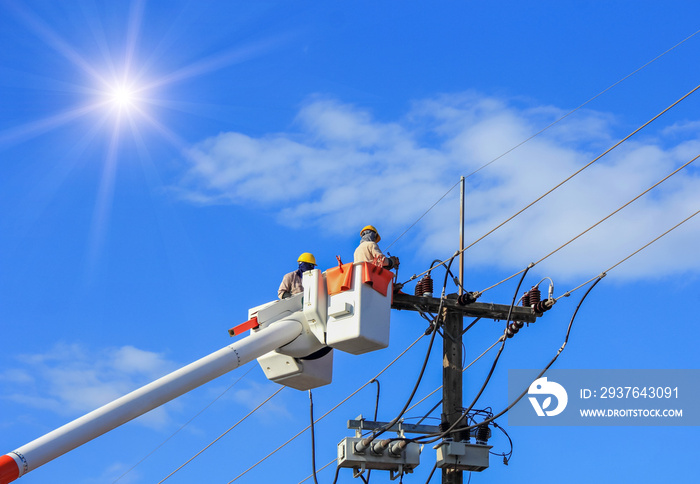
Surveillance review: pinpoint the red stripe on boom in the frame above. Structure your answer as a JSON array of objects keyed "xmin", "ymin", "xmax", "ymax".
[{"xmin": 0, "ymin": 454, "xmax": 19, "ymax": 484}]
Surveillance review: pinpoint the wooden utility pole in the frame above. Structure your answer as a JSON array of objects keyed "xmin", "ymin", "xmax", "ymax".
[
  {"xmin": 448, "ymin": 176, "xmax": 464, "ymax": 484},
  {"xmin": 392, "ymin": 293, "xmax": 536, "ymax": 483},
  {"xmin": 442, "ymin": 308, "xmax": 463, "ymax": 484}
]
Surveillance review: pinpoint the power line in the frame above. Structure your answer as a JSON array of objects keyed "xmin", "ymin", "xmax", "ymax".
[
  {"xmin": 531, "ymin": 154, "xmax": 699, "ymax": 268},
  {"xmin": 384, "ymin": 27, "xmax": 700, "ymax": 251},
  {"xmin": 421, "ymin": 265, "xmax": 532, "ymax": 443},
  {"xmin": 411, "ymin": 276, "xmax": 604, "ymax": 445},
  {"xmin": 226, "ymin": 332, "xmax": 427, "ymax": 482},
  {"xmin": 403, "ymin": 337, "xmax": 503, "ymax": 419},
  {"xmin": 477, "ymin": 152, "xmax": 699, "ymax": 297},
  {"xmin": 414, "ymin": 206, "xmax": 700, "ymax": 442},
  {"xmin": 157, "ymin": 386, "xmax": 285, "ymax": 483},
  {"xmin": 363, "ymin": 258, "xmax": 459, "ymax": 446},
  {"xmin": 556, "ymin": 206, "xmax": 700, "ymax": 300},
  {"xmin": 462, "ymin": 27, "xmax": 700, "ymax": 180},
  {"xmin": 308, "ymin": 390, "xmax": 320, "ymax": 484},
  {"xmin": 298, "ymin": 458, "xmax": 338, "ymax": 484},
  {"xmin": 404, "ymin": 81, "xmax": 700, "ymax": 286},
  {"xmin": 385, "ymin": 180, "xmax": 461, "ymax": 251},
  {"xmin": 111, "ymin": 367, "xmax": 255, "ymax": 483}
]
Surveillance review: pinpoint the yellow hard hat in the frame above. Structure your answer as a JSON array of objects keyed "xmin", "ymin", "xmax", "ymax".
[
  {"xmin": 360, "ymin": 225, "xmax": 381, "ymax": 242},
  {"xmin": 298, "ymin": 252, "xmax": 317, "ymax": 265}
]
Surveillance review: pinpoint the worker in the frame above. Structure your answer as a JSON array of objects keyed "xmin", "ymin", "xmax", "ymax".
[
  {"xmin": 278, "ymin": 252, "xmax": 317, "ymax": 299},
  {"xmin": 353, "ymin": 225, "xmax": 399, "ymax": 269}
]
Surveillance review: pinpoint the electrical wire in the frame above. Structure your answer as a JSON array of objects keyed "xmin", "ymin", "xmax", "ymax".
[
  {"xmin": 360, "ymin": 256, "xmax": 457, "ymax": 447},
  {"xmin": 385, "ymin": 181, "xmax": 461, "ymax": 251},
  {"xmin": 462, "ymin": 27, "xmax": 700, "ymax": 181},
  {"xmin": 530, "ymin": 154, "xmax": 698, "ymax": 270},
  {"xmin": 331, "ymin": 465, "xmax": 341, "ymax": 484},
  {"xmin": 228, "ymin": 332, "xmax": 427, "ymax": 483},
  {"xmin": 405, "ymin": 336, "xmax": 503, "ymax": 417},
  {"xmin": 383, "ymin": 27, "xmax": 700, "ymax": 252},
  {"xmin": 308, "ymin": 390, "xmax": 319, "ymax": 484},
  {"xmin": 158, "ymin": 385, "xmax": 285, "ymax": 483},
  {"xmin": 298, "ymin": 458, "xmax": 337, "ymax": 484},
  {"xmin": 424, "ymin": 462, "xmax": 438, "ymax": 483},
  {"xmin": 111, "ymin": 366, "xmax": 255, "ymax": 483},
  {"xmin": 329, "ymin": 267, "xmax": 456, "ymax": 483},
  {"xmin": 422, "ymin": 206, "xmax": 700, "ymax": 438},
  {"xmin": 455, "ymin": 277, "xmax": 603, "ymax": 433},
  {"xmin": 193, "ymin": 158, "xmax": 697, "ymax": 484},
  {"xmin": 556, "ymin": 206, "xmax": 700, "ymax": 301},
  {"xmin": 371, "ymin": 379, "xmax": 381, "ymax": 420},
  {"xmin": 476, "ymin": 152, "xmax": 700, "ymax": 297},
  {"xmin": 430, "ymin": 264, "xmax": 532, "ymax": 441},
  {"xmin": 490, "ymin": 421, "xmax": 513, "ymax": 465},
  {"xmin": 362, "ymin": 297, "xmax": 442, "ymax": 443},
  {"xmin": 229, "ymin": 51, "xmax": 698, "ymax": 480},
  {"xmin": 403, "ymin": 81, "xmax": 700, "ymax": 287},
  {"xmin": 365, "ymin": 379, "xmax": 381, "ymax": 484},
  {"xmin": 411, "ymin": 275, "xmax": 604, "ymax": 444}
]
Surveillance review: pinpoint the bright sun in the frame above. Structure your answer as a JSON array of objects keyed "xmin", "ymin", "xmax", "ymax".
[
  {"xmin": 107, "ymin": 83, "xmax": 139, "ymax": 113},
  {"xmin": 112, "ymin": 86, "xmax": 134, "ymax": 106}
]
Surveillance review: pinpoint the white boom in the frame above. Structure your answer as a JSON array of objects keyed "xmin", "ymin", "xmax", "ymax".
[
  {"xmin": 1, "ymin": 263, "xmax": 394, "ymax": 483},
  {"xmin": 0, "ymin": 319, "xmax": 302, "ymax": 483}
]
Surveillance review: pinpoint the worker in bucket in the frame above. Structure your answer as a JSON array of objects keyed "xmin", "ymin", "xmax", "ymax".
[
  {"xmin": 353, "ymin": 225, "xmax": 399, "ymax": 269},
  {"xmin": 278, "ymin": 252, "xmax": 317, "ymax": 299}
]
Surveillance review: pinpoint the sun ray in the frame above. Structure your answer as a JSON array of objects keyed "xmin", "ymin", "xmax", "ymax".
[
  {"xmin": 86, "ymin": 114, "xmax": 123, "ymax": 275},
  {"xmin": 0, "ymin": 103, "xmax": 106, "ymax": 147},
  {"xmin": 139, "ymin": 34, "xmax": 289, "ymax": 92},
  {"xmin": 124, "ymin": 0, "xmax": 146, "ymax": 81},
  {"xmin": 130, "ymin": 104, "xmax": 190, "ymax": 151},
  {"xmin": 3, "ymin": 0, "xmax": 284, "ymax": 274},
  {"xmin": 6, "ymin": 2, "xmax": 110, "ymax": 88}
]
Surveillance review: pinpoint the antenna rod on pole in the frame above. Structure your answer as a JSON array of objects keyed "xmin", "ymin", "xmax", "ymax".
[{"xmin": 459, "ymin": 176, "xmax": 465, "ymax": 295}]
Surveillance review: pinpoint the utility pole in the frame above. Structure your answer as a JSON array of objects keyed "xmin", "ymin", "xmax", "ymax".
[
  {"xmin": 442, "ymin": 308, "xmax": 463, "ymax": 484},
  {"xmin": 391, "ymin": 294, "xmax": 536, "ymax": 483},
  {"xmin": 446, "ymin": 175, "xmax": 465, "ymax": 484},
  {"xmin": 448, "ymin": 175, "xmax": 465, "ymax": 484}
]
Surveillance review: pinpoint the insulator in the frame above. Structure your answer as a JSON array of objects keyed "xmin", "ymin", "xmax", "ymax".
[
  {"xmin": 533, "ymin": 299, "xmax": 554, "ymax": 313},
  {"xmin": 414, "ymin": 278, "xmax": 424, "ymax": 296},
  {"xmin": 522, "ymin": 291, "xmax": 531, "ymax": 307},
  {"xmin": 371, "ymin": 439, "xmax": 389, "ymax": 455},
  {"xmin": 476, "ymin": 425, "xmax": 490, "ymax": 444},
  {"xmin": 414, "ymin": 275, "xmax": 433, "ymax": 297},
  {"xmin": 528, "ymin": 287, "xmax": 541, "ymax": 306},
  {"xmin": 354, "ymin": 438, "xmax": 371, "ymax": 453},
  {"xmin": 458, "ymin": 292, "xmax": 477, "ymax": 306},
  {"xmin": 422, "ymin": 274, "xmax": 433, "ymax": 297},
  {"xmin": 389, "ymin": 440, "xmax": 407, "ymax": 457},
  {"xmin": 505, "ymin": 321, "xmax": 524, "ymax": 338}
]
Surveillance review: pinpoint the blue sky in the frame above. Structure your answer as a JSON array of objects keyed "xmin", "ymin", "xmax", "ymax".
[{"xmin": 1, "ymin": 1, "xmax": 699, "ymax": 483}]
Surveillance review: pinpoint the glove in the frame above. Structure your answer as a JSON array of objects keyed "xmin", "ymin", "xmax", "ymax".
[{"xmin": 388, "ymin": 256, "xmax": 400, "ymax": 269}]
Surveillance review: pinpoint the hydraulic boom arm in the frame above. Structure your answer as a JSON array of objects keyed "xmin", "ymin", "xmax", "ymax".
[
  {"xmin": 1, "ymin": 264, "xmax": 397, "ymax": 483},
  {"xmin": 0, "ymin": 319, "xmax": 302, "ymax": 483}
]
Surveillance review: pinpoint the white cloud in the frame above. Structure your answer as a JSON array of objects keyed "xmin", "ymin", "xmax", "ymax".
[
  {"xmin": 79, "ymin": 462, "xmax": 141, "ymax": 484},
  {"xmin": 0, "ymin": 343, "xmax": 180, "ymax": 428},
  {"xmin": 176, "ymin": 93, "xmax": 700, "ymax": 282},
  {"xmin": 230, "ymin": 380, "xmax": 292, "ymax": 423}
]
